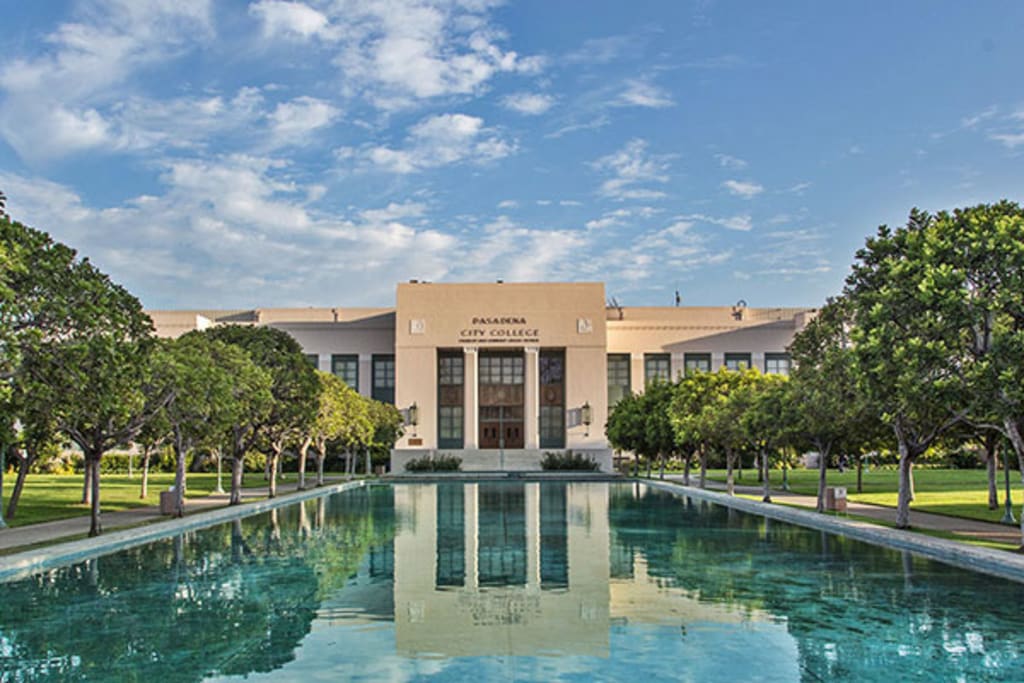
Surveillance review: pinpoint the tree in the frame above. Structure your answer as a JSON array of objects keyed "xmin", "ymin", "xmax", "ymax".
[
  {"xmin": 845, "ymin": 211, "xmax": 967, "ymax": 528},
  {"xmin": 150, "ymin": 334, "xmax": 263, "ymax": 516},
  {"xmin": 606, "ymin": 390, "xmax": 646, "ymax": 476},
  {"xmin": 204, "ymin": 325, "xmax": 313, "ymax": 501},
  {"xmin": 670, "ymin": 369, "xmax": 732, "ymax": 488},
  {"xmin": 300, "ymin": 372, "xmax": 372, "ymax": 488},
  {"xmin": 364, "ymin": 399, "xmax": 404, "ymax": 474},
  {"xmin": 737, "ymin": 372, "xmax": 789, "ymax": 502},
  {"xmin": 1, "ymin": 367, "xmax": 63, "ymax": 519},
  {"xmin": 788, "ymin": 299, "xmax": 873, "ymax": 511}
]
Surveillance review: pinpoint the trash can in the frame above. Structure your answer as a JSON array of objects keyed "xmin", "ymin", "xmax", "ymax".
[
  {"xmin": 825, "ymin": 486, "xmax": 847, "ymax": 512},
  {"xmin": 159, "ymin": 488, "xmax": 177, "ymax": 515}
]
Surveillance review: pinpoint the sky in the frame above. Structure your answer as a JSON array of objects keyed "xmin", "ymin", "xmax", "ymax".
[{"xmin": 1, "ymin": 1, "xmax": 1022, "ymax": 310}]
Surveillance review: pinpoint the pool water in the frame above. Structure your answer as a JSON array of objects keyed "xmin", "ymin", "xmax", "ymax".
[{"xmin": 1, "ymin": 481, "xmax": 1022, "ymax": 681}]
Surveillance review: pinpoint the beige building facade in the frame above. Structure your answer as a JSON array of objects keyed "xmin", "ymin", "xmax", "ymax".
[{"xmin": 148, "ymin": 281, "xmax": 814, "ymax": 473}]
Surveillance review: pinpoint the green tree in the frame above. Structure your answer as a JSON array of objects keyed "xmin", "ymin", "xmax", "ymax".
[
  {"xmin": 670, "ymin": 369, "xmax": 732, "ymax": 488},
  {"xmin": 787, "ymin": 299, "xmax": 874, "ymax": 511},
  {"xmin": 606, "ymin": 390, "xmax": 646, "ymax": 476},
  {"xmin": 150, "ymin": 334, "xmax": 265, "ymax": 516},
  {"xmin": 364, "ymin": 399, "xmax": 404, "ymax": 474},
  {"xmin": 737, "ymin": 372, "xmax": 789, "ymax": 502},
  {"xmin": 298, "ymin": 371, "xmax": 372, "ymax": 488},
  {"xmin": 845, "ymin": 211, "xmax": 967, "ymax": 528},
  {"xmin": 203, "ymin": 325, "xmax": 314, "ymax": 500}
]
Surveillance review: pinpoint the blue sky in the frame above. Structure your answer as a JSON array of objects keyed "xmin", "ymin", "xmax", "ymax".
[{"xmin": 1, "ymin": 1, "xmax": 1022, "ymax": 309}]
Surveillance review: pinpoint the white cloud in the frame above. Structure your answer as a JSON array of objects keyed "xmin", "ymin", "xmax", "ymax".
[
  {"xmin": 722, "ymin": 179, "xmax": 764, "ymax": 199},
  {"xmin": 686, "ymin": 213, "xmax": 753, "ymax": 231},
  {"xmin": 616, "ymin": 78, "xmax": 674, "ymax": 109},
  {"xmin": 364, "ymin": 113, "xmax": 515, "ymax": 173},
  {"xmin": 497, "ymin": 199, "xmax": 518, "ymax": 209},
  {"xmin": 715, "ymin": 153, "xmax": 748, "ymax": 170},
  {"xmin": 502, "ymin": 92, "xmax": 555, "ymax": 115},
  {"xmin": 544, "ymin": 115, "xmax": 609, "ymax": 139},
  {"xmin": 268, "ymin": 96, "xmax": 340, "ymax": 145},
  {"xmin": 249, "ymin": 1, "xmax": 332, "ymax": 40},
  {"xmin": 0, "ymin": 0, "xmax": 213, "ymax": 161},
  {"xmin": 989, "ymin": 132, "xmax": 1024, "ymax": 149},
  {"xmin": 591, "ymin": 139, "xmax": 672, "ymax": 201},
  {"xmin": 326, "ymin": 1, "xmax": 545, "ymax": 109}
]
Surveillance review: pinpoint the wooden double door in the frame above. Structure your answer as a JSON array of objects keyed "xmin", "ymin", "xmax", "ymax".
[{"xmin": 478, "ymin": 351, "xmax": 524, "ymax": 449}]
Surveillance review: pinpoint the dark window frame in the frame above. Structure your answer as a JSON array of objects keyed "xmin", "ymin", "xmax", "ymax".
[{"xmin": 331, "ymin": 354, "xmax": 359, "ymax": 391}]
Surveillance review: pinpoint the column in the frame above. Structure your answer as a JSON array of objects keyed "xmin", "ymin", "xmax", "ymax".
[
  {"xmin": 463, "ymin": 347, "xmax": 479, "ymax": 449},
  {"xmin": 525, "ymin": 482, "xmax": 540, "ymax": 589},
  {"xmin": 524, "ymin": 346, "xmax": 540, "ymax": 449},
  {"xmin": 630, "ymin": 353, "xmax": 644, "ymax": 394}
]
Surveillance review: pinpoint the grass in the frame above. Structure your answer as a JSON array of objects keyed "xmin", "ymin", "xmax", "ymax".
[
  {"xmin": 731, "ymin": 492, "xmax": 1022, "ymax": 553},
  {"xmin": 0, "ymin": 471, "xmax": 331, "ymax": 528},
  {"xmin": 701, "ymin": 466, "xmax": 1024, "ymax": 526}
]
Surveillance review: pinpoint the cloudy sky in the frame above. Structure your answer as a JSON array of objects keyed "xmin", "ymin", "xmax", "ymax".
[{"xmin": 2, "ymin": 1, "xmax": 1022, "ymax": 309}]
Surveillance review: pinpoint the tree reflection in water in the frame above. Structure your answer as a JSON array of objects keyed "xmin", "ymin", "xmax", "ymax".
[{"xmin": 0, "ymin": 486, "xmax": 395, "ymax": 682}]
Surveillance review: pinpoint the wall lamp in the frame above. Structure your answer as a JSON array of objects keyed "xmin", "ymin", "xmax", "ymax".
[
  {"xmin": 582, "ymin": 401, "xmax": 592, "ymax": 437},
  {"xmin": 408, "ymin": 402, "xmax": 419, "ymax": 437}
]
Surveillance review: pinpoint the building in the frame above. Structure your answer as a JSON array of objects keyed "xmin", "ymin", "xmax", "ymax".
[{"xmin": 148, "ymin": 281, "xmax": 815, "ymax": 473}]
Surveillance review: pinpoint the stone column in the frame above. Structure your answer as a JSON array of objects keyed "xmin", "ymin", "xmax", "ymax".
[
  {"xmin": 463, "ymin": 347, "xmax": 479, "ymax": 449},
  {"xmin": 524, "ymin": 346, "xmax": 540, "ymax": 449}
]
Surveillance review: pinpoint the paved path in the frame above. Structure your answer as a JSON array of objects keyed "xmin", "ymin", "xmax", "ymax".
[
  {"xmin": 0, "ymin": 478, "xmax": 350, "ymax": 552},
  {"xmin": 661, "ymin": 475, "xmax": 1023, "ymax": 546}
]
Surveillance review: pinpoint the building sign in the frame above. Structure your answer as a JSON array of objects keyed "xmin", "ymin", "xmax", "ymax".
[{"xmin": 458, "ymin": 316, "xmax": 539, "ymax": 344}]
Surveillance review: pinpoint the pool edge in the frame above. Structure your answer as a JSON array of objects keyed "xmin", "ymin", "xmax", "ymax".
[
  {"xmin": 642, "ymin": 479, "xmax": 1024, "ymax": 584},
  {"xmin": 0, "ymin": 480, "xmax": 368, "ymax": 583}
]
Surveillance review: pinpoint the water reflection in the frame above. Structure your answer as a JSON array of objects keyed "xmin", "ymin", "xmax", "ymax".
[{"xmin": 0, "ymin": 482, "xmax": 1022, "ymax": 682}]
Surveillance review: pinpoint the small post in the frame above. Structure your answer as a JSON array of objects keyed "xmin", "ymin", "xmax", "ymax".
[
  {"xmin": 1001, "ymin": 447, "xmax": 1016, "ymax": 525},
  {"xmin": 215, "ymin": 451, "xmax": 225, "ymax": 494}
]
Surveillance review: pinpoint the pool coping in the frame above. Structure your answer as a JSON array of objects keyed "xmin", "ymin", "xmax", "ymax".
[
  {"xmin": 0, "ymin": 480, "xmax": 367, "ymax": 583},
  {"xmin": 642, "ymin": 479, "xmax": 1024, "ymax": 584}
]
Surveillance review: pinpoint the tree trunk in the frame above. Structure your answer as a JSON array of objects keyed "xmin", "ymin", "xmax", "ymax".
[
  {"xmin": 725, "ymin": 449, "xmax": 735, "ymax": 496},
  {"xmin": 683, "ymin": 451, "xmax": 691, "ymax": 486},
  {"xmin": 173, "ymin": 433, "xmax": 187, "ymax": 518},
  {"xmin": 140, "ymin": 451, "xmax": 151, "ymax": 499},
  {"xmin": 986, "ymin": 435, "xmax": 999, "ymax": 510},
  {"xmin": 268, "ymin": 448, "xmax": 281, "ymax": 498},
  {"xmin": 856, "ymin": 454, "xmax": 864, "ymax": 494},
  {"xmin": 756, "ymin": 451, "xmax": 763, "ymax": 483},
  {"xmin": 88, "ymin": 452, "xmax": 102, "ymax": 537},
  {"xmin": 908, "ymin": 460, "xmax": 916, "ymax": 502},
  {"xmin": 315, "ymin": 449, "xmax": 326, "ymax": 486},
  {"xmin": 230, "ymin": 455, "xmax": 244, "ymax": 505},
  {"xmin": 698, "ymin": 449, "xmax": 707, "ymax": 489},
  {"xmin": 761, "ymin": 448, "xmax": 771, "ymax": 503},
  {"xmin": 81, "ymin": 458, "xmax": 92, "ymax": 504},
  {"xmin": 645, "ymin": 455, "xmax": 652, "ymax": 479},
  {"xmin": 128, "ymin": 452, "xmax": 133, "ymax": 479},
  {"xmin": 659, "ymin": 453, "xmax": 665, "ymax": 480},
  {"xmin": 6, "ymin": 450, "xmax": 33, "ymax": 519},
  {"xmin": 297, "ymin": 438, "xmax": 311, "ymax": 490},
  {"xmin": 1004, "ymin": 417, "xmax": 1024, "ymax": 485},
  {"xmin": 365, "ymin": 448, "xmax": 371, "ymax": 476},
  {"xmin": 895, "ymin": 435, "xmax": 915, "ymax": 529},
  {"xmin": 815, "ymin": 444, "xmax": 831, "ymax": 513}
]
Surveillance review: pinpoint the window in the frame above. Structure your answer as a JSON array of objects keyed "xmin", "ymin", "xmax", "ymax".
[
  {"xmin": 331, "ymin": 354, "xmax": 359, "ymax": 391},
  {"xmin": 644, "ymin": 353, "xmax": 671, "ymax": 385},
  {"xmin": 725, "ymin": 353, "xmax": 752, "ymax": 371},
  {"xmin": 684, "ymin": 353, "xmax": 711, "ymax": 375},
  {"xmin": 372, "ymin": 354, "xmax": 395, "ymax": 403},
  {"xmin": 607, "ymin": 354, "xmax": 631, "ymax": 407},
  {"xmin": 438, "ymin": 351, "xmax": 464, "ymax": 449},
  {"xmin": 539, "ymin": 350, "xmax": 565, "ymax": 449},
  {"xmin": 765, "ymin": 352, "xmax": 792, "ymax": 376},
  {"xmin": 304, "ymin": 353, "xmax": 319, "ymax": 368}
]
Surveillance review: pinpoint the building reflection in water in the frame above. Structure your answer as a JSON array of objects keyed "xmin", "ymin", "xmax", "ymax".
[{"xmin": 393, "ymin": 482, "xmax": 611, "ymax": 657}]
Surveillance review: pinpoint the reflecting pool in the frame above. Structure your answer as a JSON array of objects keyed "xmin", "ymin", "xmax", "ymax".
[{"xmin": 1, "ymin": 482, "xmax": 1023, "ymax": 681}]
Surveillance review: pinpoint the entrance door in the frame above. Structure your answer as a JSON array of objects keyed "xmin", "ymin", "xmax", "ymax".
[{"xmin": 478, "ymin": 352, "xmax": 524, "ymax": 449}]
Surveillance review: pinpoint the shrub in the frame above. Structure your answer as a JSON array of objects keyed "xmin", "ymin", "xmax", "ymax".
[
  {"xmin": 541, "ymin": 451, "xmax": 600, "ymax": 471},
  {"xmin": 405, "ymin": 454, "xmax": 462, "ymax": 472}
]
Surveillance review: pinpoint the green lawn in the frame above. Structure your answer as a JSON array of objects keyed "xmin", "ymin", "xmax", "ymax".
[
  {"xmin": 701, "ymin": 467, "xmax": 1024, "ymax": 525},
  {"xmin": 0, "ymin": 471, "xmax": 317, "ymax": 528}
]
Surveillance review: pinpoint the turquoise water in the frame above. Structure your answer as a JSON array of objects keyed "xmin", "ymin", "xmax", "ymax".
[{"xmin": 1, "ymin": 481, "xmax": 1022, "ymax": 681}]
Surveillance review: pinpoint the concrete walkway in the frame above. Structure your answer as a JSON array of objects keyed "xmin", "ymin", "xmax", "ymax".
[
  {"xmin": 662, "ymin": 475, "xmax": 1023, "ymax": 547},
  {"xmin": 0, "ymin": 477, "xmax": 349, "ymax": 553}
]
